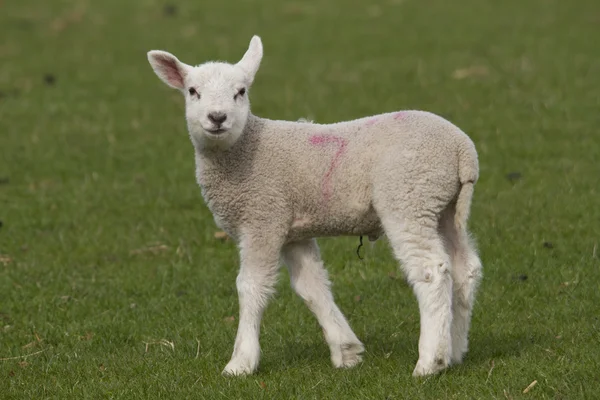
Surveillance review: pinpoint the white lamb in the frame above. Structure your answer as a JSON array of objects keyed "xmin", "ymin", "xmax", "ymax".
[{"xmin": 147, "ymin": 36, "xmax": 482, "ymax": 377}]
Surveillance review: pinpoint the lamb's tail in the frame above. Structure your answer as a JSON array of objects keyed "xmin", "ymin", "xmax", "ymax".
[{"xmin": 455, "ymin": 139, "xmax": 479, "ymax": 232}]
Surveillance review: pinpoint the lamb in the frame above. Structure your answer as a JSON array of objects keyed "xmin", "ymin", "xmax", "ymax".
[{"xmin": 146, "ymin": 35, "xmax": 483, "ymax": 377}]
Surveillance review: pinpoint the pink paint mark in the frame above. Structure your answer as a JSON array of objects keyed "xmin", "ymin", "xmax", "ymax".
[
  {"xmin": 309, "ymin": 134, "xmax": 348, "ymax": 201},
  {"xmin": 393, "ymin": 111, "xmax": 405, "ymax": 120},
  {"xmin": 309, "ymin": 135, "xmax": 329, "ymax": 145},
  {"xmin": 365, "ymin": 117, "xmax": 378, "ymax": 126}
]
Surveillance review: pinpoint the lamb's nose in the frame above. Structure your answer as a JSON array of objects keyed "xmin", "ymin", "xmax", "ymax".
[{"xmin": 208, "ymin": 112, "xmax": 227, "ymax": 125}]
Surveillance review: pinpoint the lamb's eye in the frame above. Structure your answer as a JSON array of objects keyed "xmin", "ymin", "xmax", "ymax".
[
  {"xmin": 188, "ymin": 87, "xmax": 199, "ymax": 97},
  {"xmin": 235, "ymin": 88, "xmax": 246, "ymax": 99}
]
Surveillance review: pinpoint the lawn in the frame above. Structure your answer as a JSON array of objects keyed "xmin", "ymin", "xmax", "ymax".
[{"xmin": 1, "ymin": 0, "xmax": 599, "ymax": 398}]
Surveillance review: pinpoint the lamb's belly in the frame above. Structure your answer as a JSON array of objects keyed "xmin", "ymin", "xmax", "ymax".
[{"xmin": 286, "ymin": 207, "xmax": 383, "ymax": 242}]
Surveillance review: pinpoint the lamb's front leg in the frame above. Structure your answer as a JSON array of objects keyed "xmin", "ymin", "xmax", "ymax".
[
  {"xmin": 223, "ymin": 235, "xmax": 282, "ymax": 376},
  {"xmin": 282, "ymin": 239, "xmax": 364, "ymax": 368}
]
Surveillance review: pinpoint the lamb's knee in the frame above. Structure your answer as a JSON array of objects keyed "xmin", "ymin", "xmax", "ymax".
[
  {"xmin": 290, "ymin": 261, "xmax": 329, "ymax": 291},
  {"xmin": 236, "ymin": 273, "xmax": 276, "ymax": 307},
  {"xmin": 465, "ymin": 254, "xmax": 483, "ymax": 292},
  {"xmin": 405, "ymin": 260, "xmax": 451, "ymax": 287},
  {"xmin": 468, "ymin": 257, "xmax": 483, "ymax": 281},
  {"xmin": 290, "ymin": 268, "xmax": 334, "ymax": 317},
  {"xmin": 453, "ymin": 258, "xmax": 482, "ymax": 308},
  {"xmin": 290, "ymin": 275, "xmax": 309, "ymax": 298},
  {"xmin": 463, "ymin": 239, "xmax": 482, "ymax": 278},
  {"xmin": 438, "ymin": 261, "xmax": 450, "ymax": 274}
]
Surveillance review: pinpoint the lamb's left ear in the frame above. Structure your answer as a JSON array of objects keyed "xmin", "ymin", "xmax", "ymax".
[
  {"xmin": 147, "ymin": 50, "xmax": 190, "ymax": 90},
  {"xmin": 237, "ymin": 36, "xmax": 263, "ymax": 85}
]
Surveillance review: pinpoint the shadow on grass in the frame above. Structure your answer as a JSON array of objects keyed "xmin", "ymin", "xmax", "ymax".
[
  {"xmin": 259, "ymin": 340, "xmax": 332, "ymax": 373},
  {"xmin": 464, "ymin": 329, "xmax": 552, "ymax": 370},
  {"xmin": 260, "ymin": 326, "xmax": 546, "ymax": 375},
  {"xmin": 259, "ymin": 326, "xmax": 417, "ymax": 374}
]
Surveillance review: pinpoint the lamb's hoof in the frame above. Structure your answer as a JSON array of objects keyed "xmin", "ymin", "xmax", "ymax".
[
  {"xmin": 412, "ymin": 358, "xmax": 448, "ymax": 377},
  {"xmin": 332, "ymin": 341, "xmax": 365, "ymax": 369},
  {"xmin": 450, "ymin": 342, "xmax": 468, "ymax": 365},
  {"xmin": 222, "ymin": 360, "xmax": 256, "ymax": 377},
  {"xmin": 450, "ymin": 353, "xmax": 465, "ymax": 366}
]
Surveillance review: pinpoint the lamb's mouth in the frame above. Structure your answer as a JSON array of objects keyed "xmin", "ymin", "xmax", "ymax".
[{"xmin": 205, "ymin": 128, "xmax": 228, "ymax": 135}]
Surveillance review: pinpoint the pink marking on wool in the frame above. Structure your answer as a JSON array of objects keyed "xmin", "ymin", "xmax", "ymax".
[
  {"xmin": 393, "ymin": 111, "xmax": 405, "ymax": 120},
  {"xmin": 366, "ymin": 117, "xmax": 378, "ymax": 126},
  {"xmin": 309, "ymin": 135, "xmax": 329, "ymax": 145},
  {"xmin": 309, "ymin": 134, "xmax": 348, "ymax": 201}
]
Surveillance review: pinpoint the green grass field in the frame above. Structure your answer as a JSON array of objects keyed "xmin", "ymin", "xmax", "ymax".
[{"xmin": 1, "ymin": 0, "xmax": 599, "ymax": 398}]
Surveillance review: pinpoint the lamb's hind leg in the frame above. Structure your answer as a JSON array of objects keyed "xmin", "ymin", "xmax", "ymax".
[
  {"xmin": 439, "ymin": 205, "xmax": 482, "ymax": 364},
  {"xmin": 380, "ymin": 213, "xmax": 454, "ymax": 376},
  {"xmin": 282, "ymin": 239, "xmax": 364, "ymax": 368}
]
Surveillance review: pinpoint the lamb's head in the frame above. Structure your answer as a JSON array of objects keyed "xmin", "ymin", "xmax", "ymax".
[{"xmin": 147, "ymin": 36, "xmax": 263, "ymax": 148}]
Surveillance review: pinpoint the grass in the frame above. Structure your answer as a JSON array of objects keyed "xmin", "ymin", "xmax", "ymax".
[{"xmin": 1, "ymin": 0, "xmax": 599, "ymax": 398}]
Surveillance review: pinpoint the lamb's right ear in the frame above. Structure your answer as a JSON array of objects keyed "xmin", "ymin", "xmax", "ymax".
[
  {"xmin": 237, "ymin": 36, "xmax": 263, "ymax": 85},
  {"xmin": 147, "ymin": 50, "xmax": 190, "ymax": 90}
]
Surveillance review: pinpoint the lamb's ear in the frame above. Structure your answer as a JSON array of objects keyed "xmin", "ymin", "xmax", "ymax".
[
  {"xmin": 236, "ymin": 35, "xmax": 263, "ymax": 85},
  {"xmin": 147, "ymin": 50, "xmax": 190, "ymax": 90}
]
